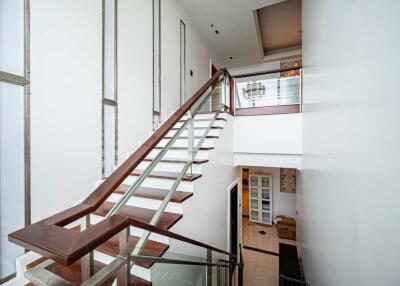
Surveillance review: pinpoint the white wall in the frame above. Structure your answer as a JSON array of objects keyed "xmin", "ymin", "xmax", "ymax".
[
  {"xmin": 169, "ymin": 115, "xmax": 239, "ymax": 258},
  {"xmin": 228, "ymin": 61, "xmax": 280, "ymax": 76},
  {"xmin": 29, "ymin": 0, "xmax": 219, "ymax": 222},
  {"xmin": 299, "ymin": 1, "xmax": 400, "ymax": 285},
  {"xmin": 30, "ymin": 0, "xmax": 102, "ymax": 222},
  {"xmin": 233, "ymin": 114, "xmax": 302, "ymax": 169},
  {"xmin": 264, "ymin": 167, "xmax": 296, "ymax": 220},
  {"xmin": 160, "ymin": 0, "xmax": 221, "ymax": 120},
  {"xmin": 117, "ymin": 0, "xmax": 153, "ymax": 160},
  {"xmin": 234, "ymin": 113, "xmax": 303, "ymax": 154}
]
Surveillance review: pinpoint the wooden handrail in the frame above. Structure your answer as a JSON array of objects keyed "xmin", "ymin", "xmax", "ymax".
[
  {"xmin": 9, "ymin": 68, "xmax": 234, "ymax": 266},
  {"xmin": 232, "ymin": 66, "xmax": 302, "ymax": 79}
]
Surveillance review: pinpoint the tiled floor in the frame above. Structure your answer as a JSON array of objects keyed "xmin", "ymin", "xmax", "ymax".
[{"xmin": 241, "ymin": 217, "xmax": 297, "ymax": 286}]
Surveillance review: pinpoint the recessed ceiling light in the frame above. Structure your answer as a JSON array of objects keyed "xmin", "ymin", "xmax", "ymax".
[
  {"xmin": 229, "ymin": 57, "xmax": 233, "ymax": 60},
  {"xmin": 215, "ymin": 30, "xmax": 219, "ymax": 35},
  {"xmin": 210, "ymin": 24, "xmax": 214, "ymax": 28}
]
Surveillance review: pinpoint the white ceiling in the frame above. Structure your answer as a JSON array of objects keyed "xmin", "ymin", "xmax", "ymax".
[
  {"xmin": 258, "ymin": 0, "xmax": 302, "ymax": 54},
  {"xmin": 175, "ymin": 0, "xmax": 287, "ymax": 69}
]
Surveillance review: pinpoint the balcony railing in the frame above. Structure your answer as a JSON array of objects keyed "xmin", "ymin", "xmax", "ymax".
[{"xmin": 232, "ymin": 66, "xmax": 302, "ymax": 116}]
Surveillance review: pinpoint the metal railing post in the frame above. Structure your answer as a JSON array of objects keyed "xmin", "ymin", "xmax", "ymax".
[
  {"xmin": 81, "ymin": 215, "xmax": 94, "ymax": 281},
  {"xmin": 117, "ymin": 227, "xmax": 130, "ymax": 286},
  {"xmin": 187, "ymin": 111, "xmax": 194, "ymax": 176}
]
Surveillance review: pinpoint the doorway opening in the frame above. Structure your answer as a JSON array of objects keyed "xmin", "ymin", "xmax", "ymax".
[
  {"xmin": 240, "ymin": 166, "xmax": 299, "ymax": 285},
  {"xmin": 230, "ymin": 183, "xmax": 239, "ymax": 257}
]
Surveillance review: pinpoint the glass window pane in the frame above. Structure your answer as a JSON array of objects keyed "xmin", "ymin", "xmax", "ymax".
[
  {"xmin": 0, "ymin": 82, "xmax": 25, "ymax": 278},
  {"xmin": 235, "ymin": 72, "xmax": 301, "ymax": 109},
  {"xmin": 153, "ymin": 0, "xmax": 161, "ymax": 113},
  {"xmin": 0, "ymin": 0, "xmax": 25, "ymax": 75},
  {"xmin": 104, "ymin": 0, "xmax": 116, "ymax": 100},
  {"xmin": 180, "ymin": 20, "xmax": 186, "ymax": 105},
  {"xmin": 104, "ymin": 105, "xmax": 116, "ymax": 177}
]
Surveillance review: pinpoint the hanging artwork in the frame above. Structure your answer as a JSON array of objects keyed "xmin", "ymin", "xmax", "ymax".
[
  {"xmin": 280, "ymin": 57, "xmax": 302, "ymax": 77},
  {"xmin": 280, "ymin": 168, "xmax": 297, "ymax": 193}
]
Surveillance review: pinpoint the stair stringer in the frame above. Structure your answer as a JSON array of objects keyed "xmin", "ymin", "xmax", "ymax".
[{"xmin": 161, "ymin": 113, "xmax": 238, "ymax": 260}]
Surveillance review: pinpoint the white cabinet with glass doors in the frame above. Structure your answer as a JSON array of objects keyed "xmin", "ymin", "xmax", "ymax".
[{"xmin": 249, "ymin": 174, "xmax": 272, "ymax": 225}]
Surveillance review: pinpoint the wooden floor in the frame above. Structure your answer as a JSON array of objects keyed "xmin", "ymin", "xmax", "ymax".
[{"xmin": 241, "ymin": 217, "xmax": 297, "ymax": 286}]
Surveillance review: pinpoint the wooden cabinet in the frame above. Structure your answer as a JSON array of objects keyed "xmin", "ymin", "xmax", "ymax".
[{"xmin": 249, "ymin": 174, "xmax": 272, "ymax": 225}]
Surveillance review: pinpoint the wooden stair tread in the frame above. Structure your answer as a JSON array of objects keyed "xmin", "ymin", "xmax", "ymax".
[
  {"xmin": 95, "ymin": 201, "xmax": 182, "ymax": 230},
  {"xmin": 178, "ymin": 117, "xmax": 227, "ymax": 123},
  {"xmin": 171, "ymin": 126, "xmax": 222, "ymax": 130},
  {"xmin": 143, "ymin": 157, "xmax": 208, "ymax": 164},
  {"xmin": 164, "ymin": 135, "xmax": 219, "ymax": 139},
  {"xmin": 115, "ymin": 185, "xmax": 193, "ymax": 203},
  {"xmin": 96, "ymin": 233, "xmax": 168, "ymax": 269},
  {"xmin": 154, "ymin": 146, "xmax": 214, "ymax": 151},
  {"xmin": 131, "ymin": 170, "xmax": 202, "ymax": 182}
]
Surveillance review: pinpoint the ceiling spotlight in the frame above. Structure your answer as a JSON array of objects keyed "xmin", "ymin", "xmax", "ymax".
[
  {"xmin": 211, "ymin": 24, "xmax": 214, "ymax": 28},
  {"xmin": 229, "ymin": 57, "xmax": 233, "ymax": 60},
  {"xmin": 215, "ymin": 30, "xmax": 219, "ymax": 35}
]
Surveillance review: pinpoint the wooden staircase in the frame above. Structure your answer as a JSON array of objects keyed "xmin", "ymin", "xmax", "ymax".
[{"xmin": 23, "ymin": 112, "xmax": 228, "ymax": 285}]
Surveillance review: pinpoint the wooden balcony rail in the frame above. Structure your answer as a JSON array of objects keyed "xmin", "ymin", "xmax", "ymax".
[
  {"xmin": 231, "ymin": 66, "xmax": 302, "ymax": 79},
  {"xmin": 9, "ymin": 68, "xmax": 234, "ymax": 266}
]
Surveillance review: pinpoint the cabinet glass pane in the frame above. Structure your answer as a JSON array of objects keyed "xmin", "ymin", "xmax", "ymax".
[
  {"xmin": 251, "ymin": 211, "xmax": 258, "ymax": 221},
  {"xmin": 250, "ymin": 188, "xmax": 258, "ymax": 198},
  {"xmin": 262, "ymin": 201, "xmax": 270, "ymax": 211},
  {"xmin": 261, "ymin": 176, "xmax": 269, "ymax": 188},
  {"xmin": 0, "ymin": 0, "xmax": 24, "ymax": 75},
  {"xmin": 251, "ymin": 199, "xmax": 258, "ymax": 209},
  {"xmin": 250, "ymin": 176, "xmax": 258, "ymax": 187},
  {"xmin": 262, "ymin": 212, "xmax": 270, "ymax": 222},
  {"xmin": 262, "ymin": 189, "xmax": 269, "ymax": 200}
]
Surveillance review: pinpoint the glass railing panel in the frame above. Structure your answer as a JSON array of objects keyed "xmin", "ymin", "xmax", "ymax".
[
  {"xmin": 235, "ymin": 70, "xmax": 301, "ymax": 109},
  {"xmin": 129, "ymin": 247, "xmax": 232, "ymax": 286},
  {"xmin": 197, "ymin": 75, "xmax": 227, "ymax": 113}
]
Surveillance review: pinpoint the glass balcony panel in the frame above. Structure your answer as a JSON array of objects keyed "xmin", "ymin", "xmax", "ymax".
[{"xmin": 235, "ymin": 71, "xmax": 301, "ymax": 109}]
